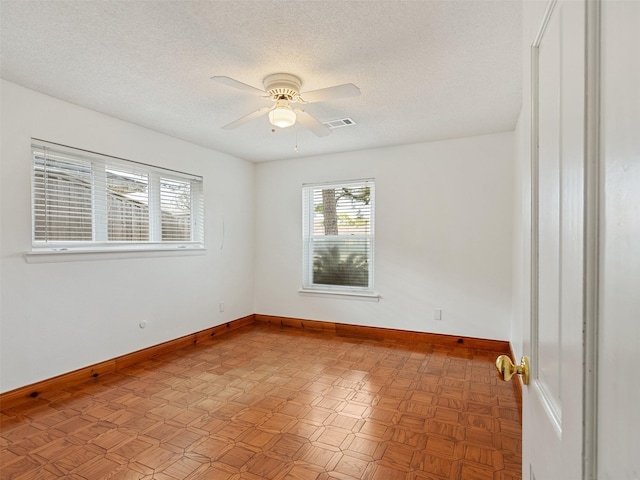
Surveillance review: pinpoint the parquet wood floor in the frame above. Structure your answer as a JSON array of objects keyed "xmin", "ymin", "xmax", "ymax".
[{"xmin": 0, "ymin": 324, "xmax": 521, "ymax": 479}]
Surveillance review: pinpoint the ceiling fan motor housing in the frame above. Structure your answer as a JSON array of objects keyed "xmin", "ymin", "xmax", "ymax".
[{"xmin": 263, "ymin": 73, "xmax": 302, "ymax": 102}]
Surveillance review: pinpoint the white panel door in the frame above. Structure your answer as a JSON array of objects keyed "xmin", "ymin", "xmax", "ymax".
[{"xmin": 525, "ymin": 1, "xmax": 590, "ymax": 478}]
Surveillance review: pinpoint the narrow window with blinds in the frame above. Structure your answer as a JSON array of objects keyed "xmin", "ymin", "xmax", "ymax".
[
  {"xmin": 302, "ymin": 179, "xmax": 375, "ymax": 292},
  {"xmin": 32, "ymin": 139, "xmax": 204, "ymax": 253}
]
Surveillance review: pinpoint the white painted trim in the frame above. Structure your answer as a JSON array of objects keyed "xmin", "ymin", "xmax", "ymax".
[
  {"xmin": 533, "ymin": 379, "xmax": 563, "ymax": 438},
  {"xmin": 582, "ymin": 0, "xmax": 601, "ymax": 478},
  {"xmin": 532, "ymin": 0, "xmax": 559, "ymax": 47},
  {"xmin": 528, "ymin": 1, "xmax": 560, "ymax": 387},
  {"xmin": 24, "ymin": 247, "xmax": 206, "ymax": 263},
  {"xmin": 298, "ymin": 288, "xmax": 380, "ymax": 301},
  {"xmin": 529, "ymin": 9, "xmax": 545, "ymax": 384}
]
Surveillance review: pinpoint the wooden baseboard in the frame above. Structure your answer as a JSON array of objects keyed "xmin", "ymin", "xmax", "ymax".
[
  {"xmin": 0, "ymin": 315, "xmax": 255, "ymax": 411},
  {"xmin": 254, "ymin": 314, "xmax": 337, "ymax": 333},
  {"xmin": 254, "ymin": 314, "xmax": 511, "ymax": 353},
  {"xmin": 1, "ymin": 313, "xmax": 512, "ymax": 412}
]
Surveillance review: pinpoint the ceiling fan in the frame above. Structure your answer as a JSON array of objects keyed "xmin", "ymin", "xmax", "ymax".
[{"xmin": 212, "ymin": 73, "xmax": 360, "ymax": 137}]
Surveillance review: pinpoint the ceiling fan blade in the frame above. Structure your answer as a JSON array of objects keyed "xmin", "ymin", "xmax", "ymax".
[
  {"xmin": 212, "ymin": 76, "xmax": 266, "ymax": 96},
  {"xmin": 222, "ymin": 107, "xmax": 270, "ymax": 130},
  {"xmin": 301, "ymin": 83, "xmax": 361, "ymax": 103},
  {"xmin": 294, "ymin": 109, "xmax": 331, "ymax": 137}
]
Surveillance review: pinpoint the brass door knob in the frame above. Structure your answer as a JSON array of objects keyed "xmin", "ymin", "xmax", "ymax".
[{"xmin": 495, "ymin": 355, "xmax": 530, "ymax": 385}]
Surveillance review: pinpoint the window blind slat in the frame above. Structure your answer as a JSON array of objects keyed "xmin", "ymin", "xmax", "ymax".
[
  {"xmin": 32, "ymin": 140, "xmax": 204, "ymax": 249},
  {"xmin": 302, "ymin": 179, "xmax": 375, "ymax": 291}
]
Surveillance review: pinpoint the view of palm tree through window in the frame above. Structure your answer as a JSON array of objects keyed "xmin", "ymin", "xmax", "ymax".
[{"xmin": 308, "ymin": 182, "xmax": 374, "ymax": 288}]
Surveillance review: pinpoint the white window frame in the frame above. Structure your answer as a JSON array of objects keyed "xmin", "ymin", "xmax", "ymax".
[
  {"xmin": 28, "ymin": 139, "xmax": 204, "ymax": 262},
  {"xmin": 301, "ymin": 179, "xmax": 377, "ymax": 299}
]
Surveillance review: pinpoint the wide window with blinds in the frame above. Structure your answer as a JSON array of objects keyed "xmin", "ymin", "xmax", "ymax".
[
  {"xmin": 302, "ymin": 179, "xmax": 375, "ymax": 292},
  {"xmin": 31, "ymin": 139, "xmax": 204, "ymax": 252}
]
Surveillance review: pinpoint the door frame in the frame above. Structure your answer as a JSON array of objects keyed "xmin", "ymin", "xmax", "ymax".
[
  {"xmin": 527, "ymin": 0, "xmax": 600, "ymax": 477},
  {"xmin": 582, "ymin": 0, "xmax": 600, "ymax": 478}
]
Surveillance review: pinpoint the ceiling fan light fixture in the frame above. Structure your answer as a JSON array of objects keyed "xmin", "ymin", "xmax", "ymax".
[
  {"xmin": 268, "ymin": 100, "xmax": 297, "ymax": 128},
  {"xmin": 213, "ymin": 73, "xmax": 359, "ymax": 136}
]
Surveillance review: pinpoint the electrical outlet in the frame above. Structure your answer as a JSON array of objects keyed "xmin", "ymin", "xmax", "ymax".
[
  {"xmin": 219, "ymin": 302, "xmax": 225, "ymax": 312},
  {"xmin": 434, "ymin": 309, "xmax": 442, "ymax": 321}
]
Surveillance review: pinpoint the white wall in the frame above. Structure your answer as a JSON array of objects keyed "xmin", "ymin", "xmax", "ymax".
[
  {"xmin": 254, "ymin": 133, "xmax": 514, "ymax": 341},
  {"xmin": 0, "ymin": 80, "xmax": 255, "ymax": 393}
]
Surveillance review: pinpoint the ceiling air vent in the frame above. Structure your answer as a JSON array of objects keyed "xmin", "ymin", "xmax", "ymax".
[{"xmin": 323, "ymin": 117, "xmax": 357, "ymax": 129}]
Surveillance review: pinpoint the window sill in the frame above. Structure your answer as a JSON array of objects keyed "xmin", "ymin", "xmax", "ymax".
[
  {"xmin": 298, "ymin": 288, "xmax": 380, "ymax": 302},
  {"xmin": 25, "ymin": 246, "xmax": 206, "ymax": 264}
]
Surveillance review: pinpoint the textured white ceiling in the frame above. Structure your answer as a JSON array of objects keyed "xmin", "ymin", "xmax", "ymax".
[{"xmin": 0, "ymin": 0, "xmax": 522, "ymax": 162}]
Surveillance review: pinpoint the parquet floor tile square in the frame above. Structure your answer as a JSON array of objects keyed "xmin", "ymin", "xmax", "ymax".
[{"xmin": 1, "ymin": 324, "xmax": 521, "ymax": 479}]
